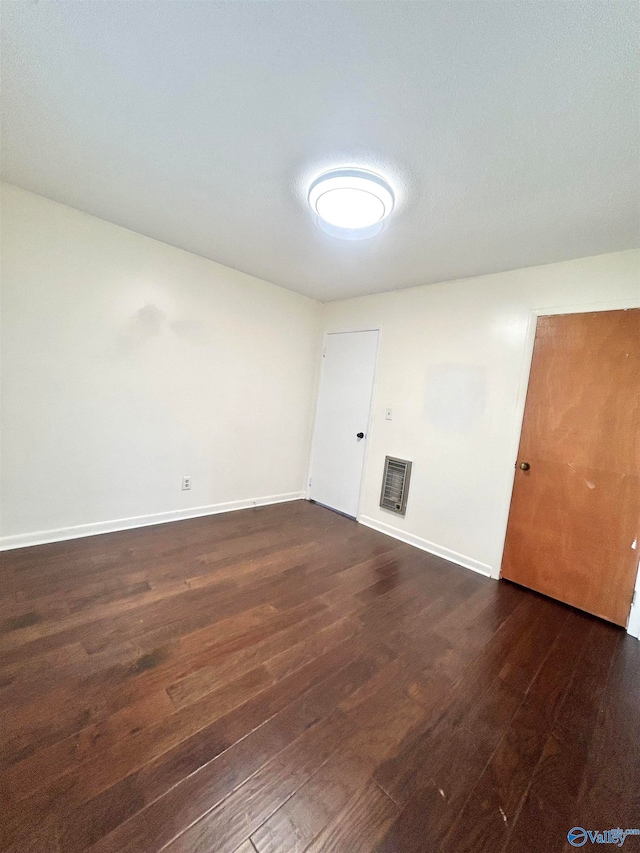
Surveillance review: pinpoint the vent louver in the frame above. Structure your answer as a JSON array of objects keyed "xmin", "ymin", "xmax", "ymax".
[{"xmin": 379, "ymin": 456, "xmax": 412, "ymax": 515}]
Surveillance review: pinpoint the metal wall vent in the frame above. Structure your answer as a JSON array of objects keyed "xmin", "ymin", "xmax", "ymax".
[{"xmin": 380, "ymin": 456, "xmax": 412, "ymax": 515}]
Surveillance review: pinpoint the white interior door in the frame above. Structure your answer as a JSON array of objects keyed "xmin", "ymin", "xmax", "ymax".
[{"xmin": 309, "ymin": 330, "xmax": 378, "ymax": 517}]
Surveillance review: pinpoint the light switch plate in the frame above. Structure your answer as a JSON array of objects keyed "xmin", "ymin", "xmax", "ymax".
[{"xmin": 385, "ymin": 408, "xmax": 393, "ymax": 420}]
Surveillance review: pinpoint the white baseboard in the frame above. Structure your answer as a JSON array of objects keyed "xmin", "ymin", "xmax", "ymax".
[
  {"xmin": 358, "ymin": 514, "xmax": 494, "ymax": 578},
  {"xmin": 0, "ymin": 492, "xmax": 306, "ymax": 551}
]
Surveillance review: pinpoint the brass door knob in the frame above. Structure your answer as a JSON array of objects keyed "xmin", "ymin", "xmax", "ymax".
[{"xmin": 519, "ymin": 462, "xmax": 530, "ymax": 471}]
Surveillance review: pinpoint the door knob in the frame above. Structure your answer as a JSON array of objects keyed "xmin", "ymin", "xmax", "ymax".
[
  {"xmin": 519, "ymin": 462, "xmax": 530, "ymax": 471},
  {"xmin": 356, "ymin": 432, "xmax": 365, "ymax": 439}
]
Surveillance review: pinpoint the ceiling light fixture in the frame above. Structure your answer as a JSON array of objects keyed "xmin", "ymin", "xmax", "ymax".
[{"xmin": 308, "ymin": 168, "xmax": 394, "ymax": 230}]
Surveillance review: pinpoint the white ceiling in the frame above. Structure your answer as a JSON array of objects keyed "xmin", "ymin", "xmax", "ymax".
[{"xmin": 2, "ymin": 1, "xmax": 638, "ymax": 302}]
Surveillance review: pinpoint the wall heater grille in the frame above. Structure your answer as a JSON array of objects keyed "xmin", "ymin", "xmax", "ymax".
[{"xmin": 379, "ymin": 456, "xmax": 412, "ymax": 515}]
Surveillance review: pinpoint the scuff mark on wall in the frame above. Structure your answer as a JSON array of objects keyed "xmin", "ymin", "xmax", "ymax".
[{"xmin": 117, "ymin": 303, "xmax": 166, "ymax": 356}]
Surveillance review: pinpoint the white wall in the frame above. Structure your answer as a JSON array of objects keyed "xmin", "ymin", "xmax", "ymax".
[
  {"xmin": 0, "ymin": 184, "xmax": 322, "ymax": 547},
  {"xmin": 322, "ymin": 250, "xmax": 640, "ymax": 580}
]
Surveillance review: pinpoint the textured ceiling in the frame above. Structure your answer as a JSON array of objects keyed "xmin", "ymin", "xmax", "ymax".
[{"xmin": 2, "ymin": 1, "xmax": 638, "ymax": 302}]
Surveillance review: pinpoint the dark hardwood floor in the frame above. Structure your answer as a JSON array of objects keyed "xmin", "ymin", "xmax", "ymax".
[{"xmin": 1, "ymin": 500, "xmax": 638, "ymax": 853}]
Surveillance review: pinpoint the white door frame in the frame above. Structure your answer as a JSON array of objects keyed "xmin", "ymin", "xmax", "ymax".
[
  {"xmin": 496, "ymin": 297, "xmax": 640, "ymax": 637},
  {"xmin": 306, "ymin": 327, "xmax": 381, "ymax": 520}
]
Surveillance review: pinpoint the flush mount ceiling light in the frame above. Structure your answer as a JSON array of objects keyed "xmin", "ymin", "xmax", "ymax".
[{"xmin": 308, "ymin": 169, "xmax": 394, "ymax": 230}]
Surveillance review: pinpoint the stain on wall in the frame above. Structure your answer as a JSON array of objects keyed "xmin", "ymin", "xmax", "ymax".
[{"xmin": 424, "ymin": 364, "xmax": 487, "ymax": 433}]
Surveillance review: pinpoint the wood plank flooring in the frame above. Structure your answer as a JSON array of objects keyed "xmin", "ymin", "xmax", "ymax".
[{"xmin": 1, "ymin": 500, "xmax": 638, "ymax": 852}]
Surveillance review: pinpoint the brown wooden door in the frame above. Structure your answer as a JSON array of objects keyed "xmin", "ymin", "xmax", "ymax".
[{"xmin": 501, "ymin": 309, "xmax": 640, "ymax": 626}]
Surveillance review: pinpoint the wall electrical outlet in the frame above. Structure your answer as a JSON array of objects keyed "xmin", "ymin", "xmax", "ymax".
[
  {"xmin": 182, "ymin": 476, "xmax": 191, "ymax": 490},
  {"xmin": 385, "ymin": 408, "xmax": 393, "ymax": 420}
]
